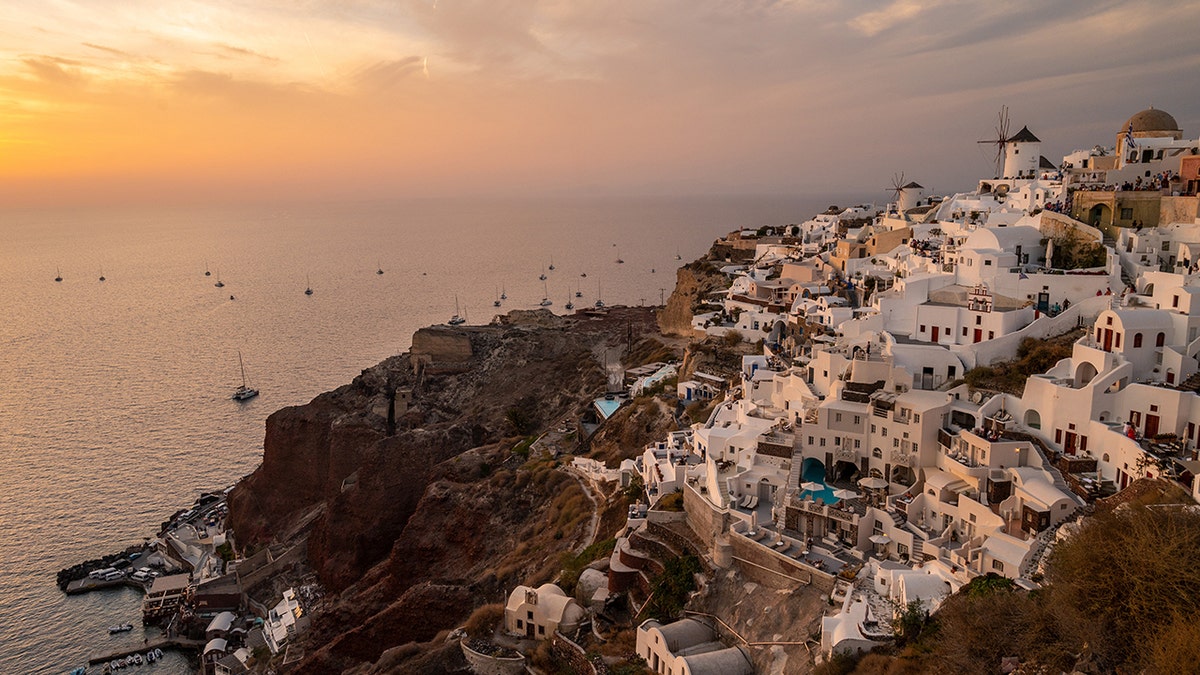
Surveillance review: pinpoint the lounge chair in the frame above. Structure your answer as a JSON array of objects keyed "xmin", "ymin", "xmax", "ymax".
[{"xmin": 747, "ymin": 495, "xmax": 758, "ymax": 509}]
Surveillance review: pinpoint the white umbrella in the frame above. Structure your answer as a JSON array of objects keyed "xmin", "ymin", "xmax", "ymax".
[
  {"xmin": 869, "ymin": 534, "xmax": 891, "ymax": 545},
  {"xmin": 833, "ymin": 489, "xmax": 860, "ymax": 500},
  {"xmin": 858, "ymin": 477, "xmax": 888, "ymax": 490},
  {"xmin": 801, "ymin": 481, "xmax": 824, "ymax": 493}
]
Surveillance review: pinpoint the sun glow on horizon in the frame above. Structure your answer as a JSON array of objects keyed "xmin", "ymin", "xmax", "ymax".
[{"xmin": 0, "ymin": 1, "xmax": 1198, "ymax": 207}]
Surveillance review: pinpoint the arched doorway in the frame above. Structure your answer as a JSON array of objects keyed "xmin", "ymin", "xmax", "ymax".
[
  {"xmin": 833, "ymin": 460, "xmax": 860, "ymax": 482},
  {"xmin": 891, "ymin": 465, "xmax": 915, "ymax": 486},
  {"xmin": 801, "ymin": 457, "xmax": 827, "ymax": 485},
  {"xmin": 1089, "ymin": 203, "xmax": 1112, "ymax": 229},
  {"xmin": 1075, "ymin": 361, "xmax": 1099, "ymax": 387},
  {"xmin": 1025, "ymin": 409, "xmax": 1041, "ymax": 429}
]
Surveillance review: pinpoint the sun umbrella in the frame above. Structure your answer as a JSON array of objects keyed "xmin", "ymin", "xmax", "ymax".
[
  {"xmin": 801, "ymin": 481, "xmax": 824, "ymax": 493},
  {"xmin": 833, "ymin": 489, "xmax": 860, "ymax": 500},
  {"xmin": 858, "ymin": 477, "xmax": 888, "ymax": 489},
  {"xmin": 869, "ymin": 534, "xmax": 891, "ymax": 545}
]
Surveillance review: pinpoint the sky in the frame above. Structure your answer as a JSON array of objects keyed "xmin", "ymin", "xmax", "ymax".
[{"xmin": 1, "ymin": 0, "xmax": 1199, "ymax": 206}]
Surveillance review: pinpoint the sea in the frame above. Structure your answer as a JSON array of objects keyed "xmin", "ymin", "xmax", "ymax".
[{"xmin": 0, "ymin": 194, "xmax": 840, "ymax": 674}]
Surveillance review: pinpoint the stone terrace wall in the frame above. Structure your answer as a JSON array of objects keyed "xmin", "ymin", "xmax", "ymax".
[
  {"xmin": 683, "ymin": 483, "xmax": 728, "ymax": 549},
  {"xmin": 728, "ymin": 534, "xmax": 836, "ymax": 593}
]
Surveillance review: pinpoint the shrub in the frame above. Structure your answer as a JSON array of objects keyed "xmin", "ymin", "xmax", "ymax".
[{"xmin": 463, "ymin": 603, "xmax": 505, "ymax": 638}]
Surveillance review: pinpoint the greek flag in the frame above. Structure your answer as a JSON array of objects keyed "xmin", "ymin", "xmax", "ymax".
[{"xmin": 1125, "ymin": 123, "xmax": 1137, "ymax": 149}]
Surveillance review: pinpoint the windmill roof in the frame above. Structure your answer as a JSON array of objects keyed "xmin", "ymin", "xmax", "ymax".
[
  {"xmin": 1009, "ymin": 126, "xmax": 1040, "ymax": 143},
  {"xmin": 901, "ymin": 182, "xmax": 924, "ymax": 189},
  {"xmin": 1039, "ymin": 156, "xmax": 1057, "ymax": 169}
]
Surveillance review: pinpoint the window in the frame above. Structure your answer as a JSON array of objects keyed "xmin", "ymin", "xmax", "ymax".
[
  {"xmin": 882, "ymin": 427, "xmax": 888, "ymax": 437},
  {"xmin": 517, "ymin": 619, "xmax": 524, "ymax": 629},
  {"xmin": 871, "ymin": 425, "xmax": 877, "ymax": 434},
  {"xmin": 984, "ymin": 259, "xmax": 993, "ymax": 266},
  {"xmin": 976, "ymin": 316, "xmax": 982, "ymax": 325},
  {"xmin": 819, "ymin": 438, "xmax": 826, "ymax": 447},
  {"xmin": 854, "ymin": 439, "xmax": 861, "ymax": 449},
  {"xmin": 835, "ymin": 413, "xmax": 842, "ymax": 422},
  {"xmin": 944, "ymin": 327, "xmax": 950, "ymax": 337},
  {"xmin": 992, "ymin": 559, "xmax": 1005, "ymax": 572},
  {"xmin": 1133, "ymin": 333, "xmax": 1143, "ymax": 348},
  {"xmin": 1120, "ymin": 207, "xmax": 1133, "ymax": 220},
  {"xmin": 1116, "ymin": 333, "xmax": 1121, "ymax": 348},
  {"xmin": 920, "ymin": 324, "xmax": 926, "ymax": 333},
  {"xmin": 913, "ymin": 413, "xmax": 921, "ymax": 423},
  {"xmin": 538, "ymin": 625, "xmax": 545, "ymax": 636},
  {"xmin": 912, "ymin": 443, "xmax": 919, "ymax": 452},
  {"xmin": 834, "ymin": 436, "xmax": 841, "ymax": 446},
  {"xmin": 1173, "ymin": 295, "xmax": 1180, "ymax": 308},
  {"xmin": 873, "ymin": 448, "xmax": 883, "ymax": 458},
  {"xmin": 962, "ymin": 327, "xmax": 968, "ymax": 336},
  {"xmin": 808, "ymin": 436, "xmax": 814, "ymax": 445},
  {"xmin": 969, "ymin": 513, "xmax": 977, "ymax": 522},
  {"xmin": 854, "ymin": 415, "xmax": 861, "ymax": 425},
  {"xmin": 988, "ymin": 331, "xmax": 994, "ymax": 340},
  {"xmin": 1102, "ymin": 453, "xmax": 1110, "ymax": 462},
  {"xmin": 893, "ymin": 438, "xmax": 900, "ymax": 447},
  {"xmin": 528, "ymin": 611, "xmax": 534, "ymax": 620},
  {"xmin": 1156, "ymin": 332, "xmax": 1165, "ymax": 347}
]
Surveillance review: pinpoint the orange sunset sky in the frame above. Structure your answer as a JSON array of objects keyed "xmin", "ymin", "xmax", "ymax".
[{"xmin": 1, "ymin": 0, "xmax": 1198, "ymax": 206}]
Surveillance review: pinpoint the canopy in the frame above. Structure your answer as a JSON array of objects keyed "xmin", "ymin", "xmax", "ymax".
[{"xmin": 858, "ymin": 477, "xmax": 888, "ymax": 489}]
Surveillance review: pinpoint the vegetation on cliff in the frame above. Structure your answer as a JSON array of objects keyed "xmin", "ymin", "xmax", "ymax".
[{"xmin": 830, "ymin": 498, "xmax": 1200, "ymax": 675}]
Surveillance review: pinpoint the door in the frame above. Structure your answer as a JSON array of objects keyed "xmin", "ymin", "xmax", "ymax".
[
  {"xmin": 1103, "ymin": 329, "xmax": 1113, "ymax": 351},
  {"xmin": 931, "ymin": 326, "xmax": 939, "ymax": 342},
  {"xmin": 974, "ymin": 329, "xmax": 983, "ymax": 343},
  {"xmin": 1146, "ymin": 414, "xmax": 1160, "ymax": 439},
  {"xmin": 921, "ymin": 367, "xmax": 934, "ymax": 390},
  {"xmin": 526, "ymin": 622, "xmax": 535, "ymax": 639},
  {"xmin": 1064, "ymin": 432, "xmax": 1077, "ymax": 454}
]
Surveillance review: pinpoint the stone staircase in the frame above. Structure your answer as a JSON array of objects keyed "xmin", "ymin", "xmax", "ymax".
[{"xmin": 1175, "ymin": 371, "xmax": 1200, "ymax": 392}]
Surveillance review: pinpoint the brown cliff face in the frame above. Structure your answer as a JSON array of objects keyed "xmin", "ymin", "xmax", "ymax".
[
  {"xmin": 657, "ymin": 260, "xmax": 729, "ymax": 337},
  {"xmin": 227, "ymin": 308, "xmax": 663, "ymax": 672}
]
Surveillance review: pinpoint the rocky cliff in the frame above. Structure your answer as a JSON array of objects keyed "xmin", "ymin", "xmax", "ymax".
[
  {"xmin": 657, "ymin": 260, "xmax": 730, "ymax": 337},
  {"xmin": 227, "ymin": 307, "xmax": 662, "ymax": 672}
]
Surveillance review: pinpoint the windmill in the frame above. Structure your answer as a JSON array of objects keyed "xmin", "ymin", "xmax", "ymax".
[
  {"xmin": 977, "ymin": 105, "xmax": 1011, "ymax": 179},
  {"xmin": 886, "ymin": 172, "xmax": 906, "ymax": 207}
]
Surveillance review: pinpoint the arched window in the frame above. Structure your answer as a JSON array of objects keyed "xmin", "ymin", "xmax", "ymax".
[
  {"xmin": 1133, "ymin": 332, "xmax": 1143, "ymax": 348},
  {"xmin": 1102, "ymin": 453, "xmax": 1110, "ymax": 463},
  {"xmin": 872, "ymin": 447, "xmax": 882, "ymax": 459},
  {"xmin": 1156, "ymin": 332, "xmax": 1165, "ymax": 347}
]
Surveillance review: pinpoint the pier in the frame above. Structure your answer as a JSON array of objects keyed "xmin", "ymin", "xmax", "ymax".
[
  {"xmin": 64, "ymin": 576, "xmax": 147, "ymax": 595},
  {"xmin": 88, "ymin": 637, "xmax": 205, "ymax": 665}
]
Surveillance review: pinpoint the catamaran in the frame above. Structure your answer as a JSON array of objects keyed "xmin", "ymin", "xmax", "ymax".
[
  {"xmin": 232, "ymin": 351, "xmax": 259, "ymax": 401},
  {"xmin": 448, "ymin": 296, "xmax": 467, "ymax": 325}
]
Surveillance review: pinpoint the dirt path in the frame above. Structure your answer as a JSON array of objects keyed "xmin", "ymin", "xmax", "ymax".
[{"xmin": 564, "ymin": 463, "xmax": 604, "ymax": 554}]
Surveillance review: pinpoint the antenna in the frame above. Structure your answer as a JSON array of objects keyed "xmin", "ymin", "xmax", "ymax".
[{"xmin": 976, "ymin": 105, "xmax": 1010, "ymax": 179}]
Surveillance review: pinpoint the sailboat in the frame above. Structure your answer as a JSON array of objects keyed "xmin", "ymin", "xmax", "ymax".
[
  {"xmin": 615, "ymin": 246, "xmax": 624, "ymax": 264},
  {"xmin": 539, "ymin": 265, "xmax": 547, "ymax": 281},
  {"xmin": 539, "ymin": 281, "xmax": 552, "ymax": 307},
  {"xmin": 214, "ymin": 270, "xmax": 225, "ymax": 288},
  {"xmin": 376, "ymin": 261, "xmax": 384, "ymax": 275},
  {"xmin": 232, "ymin": 351, "xmax": 259, "ymax": 401},
  {"xmin": 204, "ymin": 262, "xmax": 211, "ymax": 277},
  {"xmin": 304, "ymin": 275, "xmax": 313, "ymax": 296},
  {"xmin": 500, "ymin": 285, "xmax": 507, "ymax": 300},
  {"xmin": 594, "ymin": 281, "xmax": 605, "ymax": 308},
  {"xmin": 675, "ymin": 250, "xmax": 682, "ymax": 261},
  {"xmin": 493, "ymin": 286, "xmax": 502, "ymax": 307},
  {"xmin": 548, "ymin": 256, "xmax": 556, "ymax": 271},
  {"xmin": 98, "ymin": 267, "xmax": 106, "ymax": 282},
  {"xmin": 448, "ymin": 296, "xmax": 466, "ymax": 325},
  {"xmin": 54, "ymin": 268, "xmax": 62, "ymax": 282},
  {"xmin": 565, "ymin": 290, "xmax": 574, "ymax": 311}
]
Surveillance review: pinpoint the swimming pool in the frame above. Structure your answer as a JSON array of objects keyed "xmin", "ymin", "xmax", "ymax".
[
  {"xmin": 798, "ymin": 457, "xmax": 840, "ymax": 505},
  {"xmin": 594, "ymin": 397, "xmax": 621, "ymax": 419}
]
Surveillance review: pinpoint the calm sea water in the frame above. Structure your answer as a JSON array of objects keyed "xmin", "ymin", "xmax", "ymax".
[{"xmin": 0, "ymin": 195, "xmax": 830, "ymax": 673}]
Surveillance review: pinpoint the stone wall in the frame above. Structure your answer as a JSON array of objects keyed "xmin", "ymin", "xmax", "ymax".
[
  {"xmin": 459, "ymin": 640, "xmax": 526, "ymax": 675},
  {"xmin": 683, "ymin": 483, "xmax": 728, "ymax": 549},
  {"xmin": 410, "ymin": 327, "xmax": 473, "ymax": 373},
  {"xmin": 728, "ymin": 533, "xmax": 836, "ymax": 593}
]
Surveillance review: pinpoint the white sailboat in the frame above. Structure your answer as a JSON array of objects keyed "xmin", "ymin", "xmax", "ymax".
[
  {"xmin": 594, "ymin": 281, "xmax": 605, "ymax": 308},
  {"xmin": 232, "ymin": 351, "xmax": 259, "ymax": 401},
  {"xmin": 304, "ymin": 274, "xmax": 313, "ymax": 296},
  {"xmin": 448, "ymin": 296, "xmax": 467, "ymax": 325},
  {"xmin": 539, "ymin": 280, "xmax": 552, "ymax": 307},
  {"xmin": 214, "ymin": 270, "xmax": 225, "ymax": 288}
]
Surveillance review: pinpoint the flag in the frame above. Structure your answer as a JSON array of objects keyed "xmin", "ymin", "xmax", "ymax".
[
  {"xmin": 1125, "ymin": 123, "xmax": 1137, "ymax": 149},
  {"xmin": 1018, "ymin": 271, "xmax": 1029, "ymax": 280}
]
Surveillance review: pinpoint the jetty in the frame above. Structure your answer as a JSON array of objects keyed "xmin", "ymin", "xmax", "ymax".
[
  {"xmin": 88, "ymin": 637, "xmax": 205, "ymax": 665},
  {"xmin": 65, "ymin": 576, "xmax": 146, "ymax": 595}
]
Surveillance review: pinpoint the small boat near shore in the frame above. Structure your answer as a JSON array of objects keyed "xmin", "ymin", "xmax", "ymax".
[{"xmin": 108, "ymin": 623, "xmax": 133, "ymax": 634}]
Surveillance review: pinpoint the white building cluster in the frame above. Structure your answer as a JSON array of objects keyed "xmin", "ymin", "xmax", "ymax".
[{"xmin": 632, "ymin": 107, "xmax": 1200, "ymax": 666}]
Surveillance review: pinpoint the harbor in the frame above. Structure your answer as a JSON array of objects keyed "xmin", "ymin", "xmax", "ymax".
[{"xmin": 88, "ymin": 638, "xmax": 205, "ymax": 666}]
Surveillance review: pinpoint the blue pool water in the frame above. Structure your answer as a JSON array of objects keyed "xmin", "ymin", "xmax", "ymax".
[
  {"xmin": 799, "ymin": 458, "xmax": 840, "ymax": 505},
  {"xmin": 594, "ymin": 398, "xmax": 621, "ymax": 419}
]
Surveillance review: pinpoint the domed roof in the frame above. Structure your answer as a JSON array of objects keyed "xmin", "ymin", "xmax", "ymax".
[{"xmin": 1123, "ymin": 107, "xmax": 1179, "ymax": 133}]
